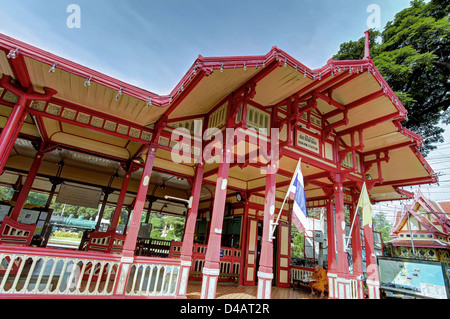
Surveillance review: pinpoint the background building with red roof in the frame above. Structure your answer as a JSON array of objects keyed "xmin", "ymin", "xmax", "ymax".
[{"xmin": 388, "ymin": 189, "xmax": 450, "ymax": 266}]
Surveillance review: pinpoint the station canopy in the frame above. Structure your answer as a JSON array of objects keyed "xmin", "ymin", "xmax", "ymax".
[{"xmin": 0, "ymin": 33, "xmax": 436, "ymax": 214}]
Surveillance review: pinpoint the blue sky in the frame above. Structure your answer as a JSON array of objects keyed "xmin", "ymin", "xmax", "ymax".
[{"xmin": 0, "ymin": 0, "xmax": 413, "ymax": 94}]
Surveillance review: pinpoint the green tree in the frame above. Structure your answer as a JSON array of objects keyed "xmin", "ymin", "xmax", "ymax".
[
  {"xmin": 372, "ymin": 211, "xmax": 393, "ymax": 243},
  {"xmin": 291, "ymin": 225, "xmax": 304, "ymax": 258},
  {"xmin": 333, "ymin": 0, "xmax": 450, "ymax": 155},
  {"xmin": 150, "ymin": 217, "xmax": 162, "ymax": 228},
  {"xmin": 163, "ymin": 216, "xmax": 186, "ymax": 241}
]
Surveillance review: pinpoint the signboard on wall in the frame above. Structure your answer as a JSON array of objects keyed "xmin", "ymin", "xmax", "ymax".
[
  {"xmin": 18, "ymin": 209, "xmax": 40, "ymax": 225},
  {"xmin": 56, "ymin": 184, "xmax": 102, "ymax": 209},
  {"xmin": 378, "ymin": 257, "xmax": 450, "ymax": 299},
  {"xmin": 296, "ymin": 130, "xmax": 320, "ymax": 155}
]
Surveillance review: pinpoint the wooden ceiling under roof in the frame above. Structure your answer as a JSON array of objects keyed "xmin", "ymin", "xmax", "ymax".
[{"xmin": 0, "ymin": 33, "xmax": 437, "ymax": 209}]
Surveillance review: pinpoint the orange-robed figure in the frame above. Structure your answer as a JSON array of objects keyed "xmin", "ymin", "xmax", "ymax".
[{"xmin": 309, "ymin": 265, "xmax": 328, "ymax": 298}]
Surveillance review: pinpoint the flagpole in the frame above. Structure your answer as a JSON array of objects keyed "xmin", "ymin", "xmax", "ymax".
[
  {"xmin": 344, "ymin": 182, "xmax": 366, "ymax": 251},
  {"xmin": 269, "ymin": 193, "xmax": 289, "ymax": 240},
  {"xmin": 269, "ymin": 159, "xmax": 302, "ymax": 240}
]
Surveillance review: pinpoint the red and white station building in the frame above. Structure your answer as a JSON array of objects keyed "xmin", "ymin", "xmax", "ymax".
[{"xmin": 0, "ymin": 32, "xmax": 436, "ymax": 299}]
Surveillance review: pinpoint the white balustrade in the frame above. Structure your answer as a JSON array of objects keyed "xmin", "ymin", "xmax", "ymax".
[
  {"xmin": 0, "ymin": 252, "xmax": 120, "ymax": 296},
  {"xmin": 125, "ymin": 262, "xmax": 180, "ymax": 297},
  {"xmin": 0, "ymin": 247, "xmax": 182, "ymax": 298}
]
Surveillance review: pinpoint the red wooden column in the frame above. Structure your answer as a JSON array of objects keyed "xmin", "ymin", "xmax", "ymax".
[
  {"xmin": 0, "ymin": 95, "xmax": 28, "ymax": 174},
  {"xmin": 330, "ymin": 174, "xmax": 350, "ymax": 298},
  {"xmin": 239, "ymin": 196, "xmax": 249, "ymax": 286},
  {"xmin": 0, "ymin": 108, "xmax": 28, "ymax": 169},
  {"xmin": 9, "ymin": 150, "xmax": 45, "ymax": 221},
  {"xmin": 200, "ymin": 144, "xmax": 232, "ymax": 299},
  {"xmin": 176, "ymin": 162, "xmax": 204, "ymax": 297},
  {"xmin": 113, "ymin": 145, "xmax": 157, "ymax": 296},
  {"xmin": 122, "ymin": 146, "xmax": 156, "ymax": 255},
  {"xmin": 325, "ymin": 197, "xmax": 337, "ymax": 273},
  {"xmin": 256, "ymin": 172, "xmax": 276, "ymax": 299},
  {"xmin": 109, "ymin": 169, "xmax": 132, "ymax": 231},
  {"xmin": 0, "ymin": 75, "xmax": 57, "ymax": 174},
  {"xmin": 325, "ymin": 197, "xmax": 338, "ymax": 298},
  {"xmin": 350, "ymin": 194, "xmax": 364, "ymax": 299}
]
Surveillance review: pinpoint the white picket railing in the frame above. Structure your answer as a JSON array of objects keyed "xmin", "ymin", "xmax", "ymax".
[
  {"xmin": 0, "ymin": 246, "xmax": 181, "ymax": 298},
  {"xmin": 290, "ymin": 265, "xmax": 314, "ymax": 283},
  {"xmin": 125, "ymin": 262, "xmax": 180, "ymax": 297},
  {"xmin": 0, "ymin": 252, "xmax": 121, "ymax": 296}
]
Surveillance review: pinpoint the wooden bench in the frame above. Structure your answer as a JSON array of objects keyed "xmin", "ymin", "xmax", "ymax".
[
  {"xmin": 86, "ymin": 229, "xmax": 125, "ymax": 254},
  {"xmin": 293, "ymin": 278, "xmax": 328, "ymax": 295},
  {"xmin": 219, "ymin": 272, "xmax": 240, "ymax": 284},
  {"xmin": 0, "ymin": 216, "xmax": 36, "ymax": 247},
  {"xmin": 190, "ymin": 270, "xmax": 240, "ymax": 285}
]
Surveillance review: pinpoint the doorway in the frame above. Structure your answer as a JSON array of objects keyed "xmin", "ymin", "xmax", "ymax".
[{"xmin": 253, "ymin": 218, "xmax": 278, "ymax": 286}]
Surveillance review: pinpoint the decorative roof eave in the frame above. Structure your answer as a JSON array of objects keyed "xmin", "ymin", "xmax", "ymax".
[
  {"xmin": 0, "ymin": 32, "xmax": 411, "ymax": 132},
  {"xmin": 388, "ymin": 238, "xmax": 450, "ymax": 250},
  {"xmin": 415, "ymin": 189, "xmax": 450, "ymax": 233},
  {"xmin": 166, "ymin": 46, "xmax": 410, "ymax": 126},
  {"xmin": 0, "ymin": 33, "xmax": 161, "ymax": 106},
  {"xmin": 391, "ymin": 198, "xmax": 450, "ymax": 237}
]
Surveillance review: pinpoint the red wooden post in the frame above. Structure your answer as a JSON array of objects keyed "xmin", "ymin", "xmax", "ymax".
[
  {"xmin": 239, "ymin": 197, "xmax": 249, "ymax": 286},
  {"xmin": 176, "ymin": 162, "xmax": 204, "ymax": 297},
  {"xmin": 328, "ymin": 174, "xmax": 350, "ymax": 298},
  {"xmin": 113, "ymin": 145, "xmax": 157, "ymax": 296},
  {"xmin": 325, "ymin": 197, "xmax": 337, "ymax": 298},
  {"xmin": 325, "ymin": 198, "xmax": 337, "ymax": 270},
  {"xmin": 0, "ymin": 75, "xmax": 57, "ymax": 174},
  {"xmin": 122, "ymin": 146, "xmax": 157, "ymax": 256},
  {"xmin": 9, "ymin": 150, "xmax": 45, "ymax": 221},
  {"xmin": 0, "ymin": 96, "xmax": 28, "ymax": 174},
  {"xmin": 109, "ymin": 170, "xmax": 132, "ymax": 231},
  {"xmin": 201, "ymin": 144, "xmax": 231, "ymax": 299},
  {"xmin": 256, "ymin": 172, "xmax": 276, "ymax": 299},
  {"xmin": 0, "ymin": 110, "xmax": 28, "ymax": 167}
]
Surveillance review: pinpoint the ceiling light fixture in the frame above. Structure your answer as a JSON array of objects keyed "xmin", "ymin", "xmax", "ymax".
[
  {"xmin": 115, "ymin": 87, "xmax": 123, "ymax": 101},
  {"xmin": 7, "ymin": 48, "xmax": 18, "ymax": 59},
  {"xmin": 48, "ymin": 62, "xmax": 57, "ymax": 73},
  {"xmin": 84, "ymin": 76, "xmax": 92, "ymax": 86}
]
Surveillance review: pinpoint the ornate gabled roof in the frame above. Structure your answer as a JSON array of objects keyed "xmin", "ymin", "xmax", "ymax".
[
  {"xmin": 389, "ymin": 238, "xmax": 450, "ymax": 249},
  {"xmin": 390, "ymin": 189, "xmax": 450, "ymax": 237},
  {"xmin": 0, "ymin": 32, "xmax": 437, "ymax": 205}
]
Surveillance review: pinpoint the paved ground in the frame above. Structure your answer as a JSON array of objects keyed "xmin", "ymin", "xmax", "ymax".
[{"xmin": 186, "ymin": 281, "xmax": 325, "ymax": 299}]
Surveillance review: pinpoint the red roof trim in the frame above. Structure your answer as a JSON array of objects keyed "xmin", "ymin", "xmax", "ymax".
[{"xmin": 0, "ymin": 33, "xmax": 409, "ymax": 126}]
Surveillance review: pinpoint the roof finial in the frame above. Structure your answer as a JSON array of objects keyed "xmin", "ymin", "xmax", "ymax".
[{"xmin": 364, "ymin": 30, "xmax": 370, "ymax": 59}]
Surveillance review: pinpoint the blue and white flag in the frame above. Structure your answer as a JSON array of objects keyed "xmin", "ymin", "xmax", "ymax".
[{"xmin": 287, "ymin": 159, "xmax": 311, "ymax": 233}]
